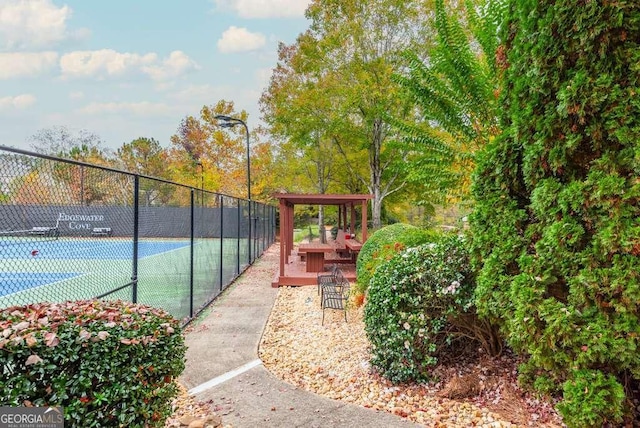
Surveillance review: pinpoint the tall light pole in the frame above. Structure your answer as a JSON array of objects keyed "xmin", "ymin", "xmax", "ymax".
[
  {"xmin": 183, "ymin": 145, "xmax": 203, "ymax": 205},
  {"xmin": 196, "ymin": 161, "xmax": 203, "ymax": 192},
  {"xmin": 196, "ymin": 160, "xmax": 204, "ymax": 190},
  {"xmin": 215, "ymin": 115, "xmax": 252, "ymax": 264}
]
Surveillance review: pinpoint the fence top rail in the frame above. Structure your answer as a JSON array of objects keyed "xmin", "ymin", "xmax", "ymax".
[{"xmin": 0, "ymin": 145, "xmax": 266, "ymax": 205}]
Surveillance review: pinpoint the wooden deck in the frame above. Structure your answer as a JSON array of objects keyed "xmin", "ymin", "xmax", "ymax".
[{"xmin": 271, "ymin": 249, "xmax": 357, "ymax": 287}]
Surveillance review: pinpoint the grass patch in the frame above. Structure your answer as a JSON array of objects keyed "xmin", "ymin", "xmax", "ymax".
[{"xmin": 294, "ymin": 225, "xmax": 321, "ymax": 243}]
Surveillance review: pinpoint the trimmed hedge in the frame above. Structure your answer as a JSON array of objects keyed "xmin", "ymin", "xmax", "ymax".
[
  {"xmin": 0, "ymin": 300, "xmax": 186, "ymax": 427},
  {"xmin": 355, "ymin": 223, "xmax": 436, "ymax": 295}
]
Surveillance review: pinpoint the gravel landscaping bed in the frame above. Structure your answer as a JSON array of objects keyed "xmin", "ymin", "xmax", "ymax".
[
  {"xmin": 259, "ymin": 286, "xmax": 565, "ymax": 427},
  {"xmin": 165, "ymin": 383, "xmax": 225, "ymax": 428}
]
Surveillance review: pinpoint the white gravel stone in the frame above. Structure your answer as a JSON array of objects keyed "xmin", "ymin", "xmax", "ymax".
[{"xmin": 259, "ymin": 286, "xmax": 564, "ymax": 427}]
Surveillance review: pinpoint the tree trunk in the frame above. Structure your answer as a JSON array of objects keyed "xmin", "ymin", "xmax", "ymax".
[
  {"xmin": 371, "ymin": 189, "xmax": 381, "ymax": 230},
  {"xmin": 369, "ymin": 117, "xmax": 384, "ymax": 229},
  {"xmin": 318, "ymin": 205, "xmax": 326, "ymax": 243}
]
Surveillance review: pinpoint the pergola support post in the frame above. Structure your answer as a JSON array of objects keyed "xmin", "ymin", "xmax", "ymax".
[
  {"xmin": 279, "ymin": 198, "xmax": 286, "ymax": 281},
  {"xmin": 361, "ymin": 199, "xmax": 368, "ymax": 241}
]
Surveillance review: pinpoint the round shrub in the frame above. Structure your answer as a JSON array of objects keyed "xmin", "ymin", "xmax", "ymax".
[
  {"xmin": 355, "ymin": 223, "xmax": 437, "ymax": 295},
  {"xmin": 0, "ymin": 300, "xmax": 186, "ymax": 427},
  {"xmin": 363, "ymin": 234, "xmax": 476, "ymax": 383}
]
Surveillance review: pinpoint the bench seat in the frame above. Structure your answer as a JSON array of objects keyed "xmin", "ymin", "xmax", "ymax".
[
  {"xmin": 91, "ymin": 227, "xmax": 112, "ymax": 237},
  {"xmin": 29, "ymin": 227, "xmax": 59, "ymax": 237}
]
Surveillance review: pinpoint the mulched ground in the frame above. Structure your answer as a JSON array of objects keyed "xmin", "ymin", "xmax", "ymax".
[
  {"xmin": 167, "ymin": 243, "xmax": 567, "ymax": 427},
  {"xmin": 258, "ymin": 286, "xmax": 565, "ymax": 427}
]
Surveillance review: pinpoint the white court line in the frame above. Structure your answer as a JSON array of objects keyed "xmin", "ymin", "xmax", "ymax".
[{"xmin": 188, "ymin": 359, "xmax": 262, "ymax": 395}]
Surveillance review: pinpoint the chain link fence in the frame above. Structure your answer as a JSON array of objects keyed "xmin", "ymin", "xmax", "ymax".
[{"xmin": 0, "ymin": 146, "xmax": 276, "ymax": 325}]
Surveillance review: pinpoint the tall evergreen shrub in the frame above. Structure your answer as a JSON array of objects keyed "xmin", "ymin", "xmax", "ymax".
[{"xmin": 470, "ymin": 0, "xmax": 640, "ymax": 425}]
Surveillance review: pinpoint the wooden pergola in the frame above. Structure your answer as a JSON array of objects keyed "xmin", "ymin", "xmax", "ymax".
[{"xmin": 272, "ymin": 193, "xmax": 373, "ymax": 287}]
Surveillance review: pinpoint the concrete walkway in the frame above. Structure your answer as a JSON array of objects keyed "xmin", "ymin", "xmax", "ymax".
[{"xmin": 180, "ymin": 243, "xmax": 419, "ymax": 428}]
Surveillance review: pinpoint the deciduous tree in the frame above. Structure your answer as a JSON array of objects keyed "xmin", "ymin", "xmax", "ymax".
[
  {"xmin": 168, "ymin": 100, "xmax": 247, "ymax": 199},
  {"xmin": 27, "ymin": 126, "xmax": 113, "ymax": 205},
  {"xmin": 261, "ymin": 0, "xmax": 434, "ymax": 228},
  {"xmin": 117, "ymin": 137, "xmax": 173, "ymax": 205},
  {"xmin": 390, "ymin": 0, "xmax": 503, "ymax": 208}
]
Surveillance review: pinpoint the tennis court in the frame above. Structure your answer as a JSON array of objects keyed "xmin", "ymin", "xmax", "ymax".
[
  {"xmin": 0, "ymin": 234, "xmax": 248, "ymax": 321},
  {"xmin": 0, "ymin": 147, "xmax": 277, "ymax": 325},
  {"xmin": 1, "ymin": 237, "xmax": 190, "ymax": 260},
  {"xmin": 0, "ymin": 272, "xmax": 83, "ymax": 296}
]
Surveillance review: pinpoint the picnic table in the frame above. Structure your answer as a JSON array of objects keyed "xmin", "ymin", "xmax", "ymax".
[
  {"xmin": 344, "ymin": 239, "xmax": 362, "ymax": 252},
  {"xmin": 298, "ymin": 242, "xmax": 334, "ymax": 272},
  {"xmin": 344, "ymin": 238, "xmax": 362, "ymax": 261}
]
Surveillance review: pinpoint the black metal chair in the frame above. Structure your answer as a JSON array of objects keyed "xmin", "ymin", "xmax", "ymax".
[
  {"xmin": 316, "ymin": 263, "xmax": 338, "ymax": 296},
  {"xmin": 321, "ymin": 270, "xmax": 350, "ymax": 325}
]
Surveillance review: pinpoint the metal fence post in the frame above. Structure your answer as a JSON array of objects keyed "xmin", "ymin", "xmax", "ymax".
[
  {"xmin": 132, "ymin": 175, "xmax": 139, "ymax": 303},
  {"xmin": 236, "ymin": 199, "xmax": 241, "ymax": 275},
  {"xmin": 189, "ymin": 189, "xmax": 195, "ymax": 319},
  {"xmin": 271, "ymin": 206, "xmax": 275, "ymax": 245},
  {"xmin": 262, "ymin": 203, "xmax": 266, "ymax": 253},
  {"xmin": 258, "ymin": 204, "xmax": 262, "ymax": 255},
  {"xmin": 255, "ymin": 208, "xmax": 258, "ymax": 256},
  {"xmin": 248, "ymin": 200, "xmax": 252, "ymax": 266},
  {"xmin": 219, "ymin": 195, "xmax": 224, "ymax": 291},
  {"xmin": 254, "ymin": 201, "xmax": 258, "ymax": 259}
]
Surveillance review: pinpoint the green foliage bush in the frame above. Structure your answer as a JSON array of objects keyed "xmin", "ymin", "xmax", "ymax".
[
  {"xmin": 0, "ymin": 300, "xmax": 186, "ymax": 427},
  {"xmin": 364, "ymin": 235, "xmax": 496, "ymax": 383},
  {"xmin": 355, "ymin": 223, "xmax": 437, "ymax": 295},
  {"xmin": 470, "ymin": 0, "xmax": 640, "ymax": 425},
  {"xmin": 557, "ymin": 369, "xmax": 626, "ymax": 428}
]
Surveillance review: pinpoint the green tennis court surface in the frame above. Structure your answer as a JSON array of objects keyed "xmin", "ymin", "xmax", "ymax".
[{"xmin": 0, "ymin": 237, "xmax": 249, "ymax": 321}]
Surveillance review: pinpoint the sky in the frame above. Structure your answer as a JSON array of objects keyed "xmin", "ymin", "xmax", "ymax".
[{"xmin": 0, "ymin": 0, "xmax": 311, "ymax": 152}]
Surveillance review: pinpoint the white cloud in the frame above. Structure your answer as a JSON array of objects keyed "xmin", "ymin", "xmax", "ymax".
[
  {"xmin": 0, "ymin": 51, "xmax": 58, "ymax": 79},
  {"xmin": 0, "ymin": 0, "xmax": 71, "ymax": 49},
  {"xmin": 59, "ymin": 49, "xmax": 199, "ymax": 82},
  {"xmin": 0, "ymin": 93, "xmax": 36, "ymax": 109},
  {"xmin": 77, "ymin": 101, "xmax": 172, "ymax": 117},
  {"xmin": 214, "ymin": 0, "xmax": 310, "ymax": 18},
  {"xmin": 217, "ymin": 26, "xmax": 266, "ymax": 53},
  {"xmin": 141, "ymin": 50, "xmax": 199, "ymax": 81},
  {"xmin": 60, "ymin": 49, "xmax": 157, "ymax": 79}
]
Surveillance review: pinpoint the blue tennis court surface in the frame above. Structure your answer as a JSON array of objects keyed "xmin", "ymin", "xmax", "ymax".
[
  {"xmin": 1, "ymin": 240, "xmax": 190, "ymax": 260},
  {"xmin": 0, "ymin": 272, "xmax": 82, "ymax": 296}
]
